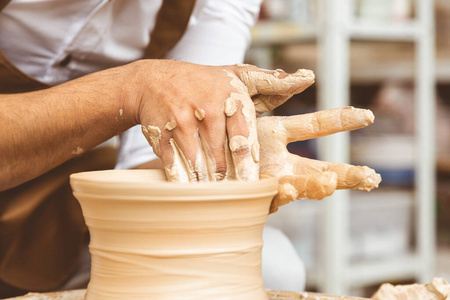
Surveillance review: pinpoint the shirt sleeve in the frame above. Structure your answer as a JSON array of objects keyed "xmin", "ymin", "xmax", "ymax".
[{"xmin": 115, "ymin": 0, "xmax": 262, "ymax": 170}]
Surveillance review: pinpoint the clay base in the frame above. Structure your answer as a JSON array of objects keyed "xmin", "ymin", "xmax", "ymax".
[{"xmin": 70, "ymin": 170, "xmax": 278, "ymax": 299}]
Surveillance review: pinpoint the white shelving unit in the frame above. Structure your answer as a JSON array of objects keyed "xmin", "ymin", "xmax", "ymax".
[
  {"xmin": 250, "ymin": 0, "xmax": 436, "ymax": 295},
  {"xmin": 316, "ymin": 0, "xmax": 436, "ymax": 295}
]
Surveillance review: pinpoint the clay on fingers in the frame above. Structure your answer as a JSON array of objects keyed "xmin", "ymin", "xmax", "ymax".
[
  {"xmin": 290, "ymin": 157, "xmax": 381, "ymax": 193},
  {"xmin": 279, "ymin": 106, "xmax": 374, "ymax": 143},
  {"xmin": 236, "ymin": 64, "xmax": 315, "ymax": 115},
  {"xmin": 194, "ymin": 108, "xmax": 205, "ymax": 121},
  {"xmin": 164, "ymin": 120, "xmax": 177, "ymax": 131},
  {"xmin": 269, "ymin": 172, "xmax": 338, "ymax": 213},
  {"xmin": 327, "ymin": 163, "xmax": 382, "ymax": 191},
  {"xmin": 141, "ymin": 125, "xmax": 162, "ymax": 157},
  {"xmin": 165, "ymin": 138, "xmax": 194, "ymax": 182},
  {"xmin": 223, "ymin": 69, "xmax": 259, "ymax": 181},
  {"xmin": 257, "ymin": 106, "xmax": 381, "ymax": 212}
]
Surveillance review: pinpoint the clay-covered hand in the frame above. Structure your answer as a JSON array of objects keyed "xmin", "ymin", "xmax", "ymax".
[
  {"xmin": 137, "ymin": 60, "xmax": 314, "ymax": 182},
  {"xmin": 257, "ymin": 106, "xmax": 382, "ymax": 213}
]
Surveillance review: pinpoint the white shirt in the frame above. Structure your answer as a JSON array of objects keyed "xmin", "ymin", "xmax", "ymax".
[
  {"xmin": 0, "ymin": 2, "xmax": 307, "ymax": 290},
  {"xmin": 0, "ymin": 0, "xmax": 262, "ymax": 169}
]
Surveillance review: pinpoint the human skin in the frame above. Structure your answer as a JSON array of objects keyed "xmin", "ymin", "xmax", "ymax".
[
  {"xmin": 137, "ymin": 106, "xmax": 381, "ymax": 214},
  {"xmin": 257, "ymin": 107, "xmax": 382, "ymax": 213},
  {"xmin": 0, "ymin": 60, "xmax": 314, "ymax": 191}
]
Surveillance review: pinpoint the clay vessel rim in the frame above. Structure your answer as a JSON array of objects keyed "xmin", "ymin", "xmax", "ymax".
[
  {"xmin": 70, "ymin": 170, "xmax": 279, "ymax": 200},
  {"xmin": 73, "ymin": 190, "xmax": 278, "ymax": 201},
  {"xmin": 70, "ymin": 169, "xmax": 276, "ymax": 188}
]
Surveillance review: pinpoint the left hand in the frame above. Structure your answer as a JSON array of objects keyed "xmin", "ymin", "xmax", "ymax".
[{"xmin": 257, "ymin": 106, "xmax": 382, "ymax": 213}]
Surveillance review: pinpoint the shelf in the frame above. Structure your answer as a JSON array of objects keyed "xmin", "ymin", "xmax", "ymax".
[
  {"xmin": 348, "ymin": 21, "xmax": 418, "ymax": 41},
  {"xmin": 345, "ymin": 254, "xmax": 419, "ymax": 287},
  {"xmin": 251, "ymin": 21, "xmax": 316, "ymax": 46},
  {"xmin": 306, "ymin": 253, "xmax": 419, "ymax": 289},
  {"xmin": 251, "ymin": 20, "xmax": 420, "ymax": 46},
  {"xmin": 250, "ymin": 0, "xmax": 436, "ymax": 295}
]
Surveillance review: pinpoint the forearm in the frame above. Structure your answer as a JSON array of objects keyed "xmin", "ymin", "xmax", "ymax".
[{"xmin": 0, "ymin": 63, "xmax": 138, "ymax": 191}]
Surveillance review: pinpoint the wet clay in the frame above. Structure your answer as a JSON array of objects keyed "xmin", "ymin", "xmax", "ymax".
[
  {"xmin": 372, "ymin": 277, "xmax": 450, "ymax": 300},
  {"xmin": 195, "ymin": 108, "xmax": 205, "ymax": 121},
  {"xmin": 236, "ymin": 65, "xmax": 315, "ymax": 115},
  {"xmin": 72, "ymin": 146, "xmax": 84, "ymax": 155},
  {"xmin": 164, "ymin": 132, "xmax": 217, "ymax": 182},
  {"xmin": 141, "ymin": 125, "xmax": 162, "ymax": 157},
  {"xmin": 165, "ymin": 138, "xmax": 193, "ymax": 182},
  {"xmin": 224, "ymin": 70, "xmax": 259, "ymax": 181},
  {"xmin": 70, "ymin": 169, "xmax": 278, "ymax": 300},
  {"xmin": 164, "ymin": 120, "xmax": 177, "ymax": 131},
  {"xmin": 257, "ymin": 107, "xmax": 382, "ymax": 213},
  {"xmin": 140, "ymin": 66, "xmax": 317, "ymax": 183}
]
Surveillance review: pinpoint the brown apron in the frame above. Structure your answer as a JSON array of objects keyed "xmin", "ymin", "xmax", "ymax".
[{"xmin": 0, "ymin": 0, "xmax": 195, "ymax": 295}]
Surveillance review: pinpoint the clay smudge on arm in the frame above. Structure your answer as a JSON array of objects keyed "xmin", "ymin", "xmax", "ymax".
[
  {"xmin": 194, "ymin": 108, "xmax": 205, "ymax": 121},
  {"xmin": 72, "ymin": 146, "xmax": 84, "ymax": 155},
  {"xmin": 141, "ymin": 125, "xmax": 162, "ymax": 157},
  {"xmin": 164, "ymin": 120, "xmax": 177, "ymax": 131}
]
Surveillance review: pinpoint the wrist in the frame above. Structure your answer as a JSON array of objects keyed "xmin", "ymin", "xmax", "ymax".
[
  {"xmin": 115, "ymin": 61, "xmax": 145, "ymax": 127},
  {"xmin": 122, "ymin": 59, "xmax": 160, "ymax": 126}
]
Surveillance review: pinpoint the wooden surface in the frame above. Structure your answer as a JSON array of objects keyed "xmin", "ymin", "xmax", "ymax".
[{"xmin": 7, "ymin": 289, "xmax": 368, "ymax": 299}]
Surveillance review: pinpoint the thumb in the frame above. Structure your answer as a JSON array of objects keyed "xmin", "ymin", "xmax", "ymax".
[{"xmin": 234, "ymin": 64, "xmax": 315, "ymax": 114}]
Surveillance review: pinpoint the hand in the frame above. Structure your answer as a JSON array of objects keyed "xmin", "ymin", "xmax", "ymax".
[
  {"xmin": 257, "ymin": 106, "xmax": 382, "ymax": 213},
  {"xmin": 132, "ymin": 60, "xmax": 314, "ymax": 182}
]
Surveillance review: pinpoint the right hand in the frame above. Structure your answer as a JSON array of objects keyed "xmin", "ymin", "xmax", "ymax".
[{"xmin": 127, "ymin": 60, "xmax": 315, "ymax": 182}]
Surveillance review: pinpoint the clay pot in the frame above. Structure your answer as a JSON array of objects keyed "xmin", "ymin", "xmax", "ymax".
[{"xmin": 70, "ymin": 169, "xmax": 278, "ymax": 300}]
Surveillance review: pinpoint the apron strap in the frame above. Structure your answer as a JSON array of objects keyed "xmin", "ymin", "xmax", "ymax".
[
  {"xmin": 144, "ymin": 0, "xmax": 196, "ymax": 59},
  {"xmin": 0, "ymin": 0, "xmax": 10, "ymax": 12}
]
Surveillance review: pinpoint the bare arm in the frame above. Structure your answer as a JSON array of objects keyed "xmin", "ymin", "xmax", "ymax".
[
  {"xmin": 1, "ymin": 59, "xmax": 313, "ymax": 191},
  {"xmin": 0, "ymin": 63, "xmax": 137, "ymax": 191}
]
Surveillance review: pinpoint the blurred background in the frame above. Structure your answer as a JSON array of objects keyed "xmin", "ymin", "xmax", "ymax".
[{"xmin": 248, "ymin": 0, "xmax": 450, "ymax": 297}]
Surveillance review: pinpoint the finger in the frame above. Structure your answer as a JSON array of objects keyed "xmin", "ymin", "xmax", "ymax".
[
  {"xmin": 224, "ymin": 135, "xmax": 236, "ymax": 180},
  {"xmin": 269, "ymin": 172, "xmax": 338, "ymax": 214},
  {"xmin": 193, "ymin": 130, "xmax": 210, "ymax": 182},
  {"xmin": 171, "ymin": 121, "xmax": 207, "ymax": 182},
  {"xmin": 292, "ymin": 156, "xmax": 381, "ymax": 191},
  {"xmin": 277, "ymin": 107, "xmax": 374, "ymax": 144},
  {"xmin": 224, "ymin": 71, "xmax": 259, "ymax": 181},
  {"xmin": 327, "ymin": 162, "xmax": 382, "ymax": 191},
  {"xmin": 197, "ymin": 108, "xmax": 228, "ymax": 181},
  {"xmin": 141, "ymin": 124, "xmax": 190, "ymax": 182},
  {"xmin": 234, "ymin": 64, "xmax": 315, "ymax": 114},
  {"xmin": 166, "ymin": 138, "xmax": 194, "ymax": 182}
]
